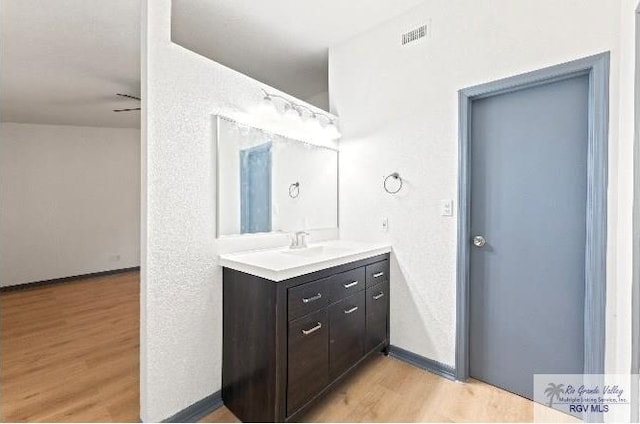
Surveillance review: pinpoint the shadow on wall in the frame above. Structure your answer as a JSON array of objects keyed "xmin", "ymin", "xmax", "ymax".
[{"xmin": 390, "ymin": 252, "xmax": 446, "ymax": 362}]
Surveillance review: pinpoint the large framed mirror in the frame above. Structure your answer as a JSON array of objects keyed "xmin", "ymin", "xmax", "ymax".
[{"xmin": 215, "ymin": 116, "xmax": 338, "ymax": 237}]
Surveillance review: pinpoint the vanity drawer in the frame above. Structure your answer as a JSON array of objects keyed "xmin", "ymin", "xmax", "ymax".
[
  {"xmin": 329, "ymin": 267, "xmax": 366, "ymax": 302},
  {"xmin": 365, "ymin": 260, "xmax": 389, "ymax": 287},
  {"xmin": 288, "ymin": 278, "xmax": 330, "ymax": 321}
]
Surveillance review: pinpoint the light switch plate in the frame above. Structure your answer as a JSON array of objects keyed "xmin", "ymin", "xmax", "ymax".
[
  {"xmin": 440, "ymin": 200, "xmax": 453, "ymax": 217},
  {"xmin": 382, "ymin": 217, "xmax": 389, "ymax": 232}
]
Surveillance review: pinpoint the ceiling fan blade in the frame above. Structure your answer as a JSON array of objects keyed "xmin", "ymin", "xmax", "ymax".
[
  {"xmin": 115, "ymin": 93, "xmax": 141, "ymax": 101},
  {"xmin": 113, "ymin": 107, "xmax": 141, "ymax": 112}
]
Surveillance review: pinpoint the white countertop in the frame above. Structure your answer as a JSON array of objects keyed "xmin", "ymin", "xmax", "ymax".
[{"xmin": 218, "ymin": 240, "xmax": 392, "ymax": 281}]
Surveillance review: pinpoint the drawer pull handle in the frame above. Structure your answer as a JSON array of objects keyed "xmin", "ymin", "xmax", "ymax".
[
  {"xmin": 343, "ymin": 281, "xmax": 359, "ymax": 289},
  {"xmin": 344, "ymin": 306, "xmax": 359, "ymax": 314},
  {"xmin": 302, "ymin": 293, "xmax": 322, "ymax": 303},
  {"xmin": 373, "ymin": 272, "xmax": 385, "ymax": 278},
  {"xmin": 373, "ymin": 292, "xmax": 385, "ymax": 300},
  {"xmin": 301, "ymin": 322, "xmax": 322, "ymax": 335}
]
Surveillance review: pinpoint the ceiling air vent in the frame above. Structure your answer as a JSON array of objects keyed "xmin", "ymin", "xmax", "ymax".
[{"xmin": 402, "ymin": 24, "xmax": 428, "ymax": 46}]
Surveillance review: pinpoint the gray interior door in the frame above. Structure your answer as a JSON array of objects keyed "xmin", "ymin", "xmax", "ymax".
[{"xmin": 469, "ymin": 75, "xmax": 589, "ymax": 400}]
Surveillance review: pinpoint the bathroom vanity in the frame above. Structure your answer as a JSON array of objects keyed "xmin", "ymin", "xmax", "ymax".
[{"xmin": 220, "ymin": 241, "xmax": 391, "ymax": 422}]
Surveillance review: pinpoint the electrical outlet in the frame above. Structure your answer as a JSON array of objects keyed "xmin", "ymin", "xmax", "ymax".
[
  {"xmin": 109, "ymin": 254, "xmax": 121, "ymax": 262},
  {"xmin": 382, "ymin": 217, "xmax": 389, "ymax": 232},
  {"xmin": 440, "ymin": 200, "xmax": 453, "ymax": 217}
]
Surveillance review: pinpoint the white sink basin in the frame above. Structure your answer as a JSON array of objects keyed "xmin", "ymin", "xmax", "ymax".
[
  {"xmin": 219, "ymin": 240, "xmax": 392, "ymax": 281},
  {"xmin": 280, "ymin": 245, "xmax": 350, "ymax": 257}
]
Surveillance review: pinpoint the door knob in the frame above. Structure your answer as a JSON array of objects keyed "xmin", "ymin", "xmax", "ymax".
[{"xmin": 472, "ymin": 235, "xmax": 486, "ymax": 248}]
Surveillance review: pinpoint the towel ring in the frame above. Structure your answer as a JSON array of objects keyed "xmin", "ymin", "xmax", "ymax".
[
  {"xmin": 289, "ymin": 182, "xmax": 300, "ymax": 198},
  {"xmin": 383, "ymin": 173, "xmax": 403, "ymax": 194}
]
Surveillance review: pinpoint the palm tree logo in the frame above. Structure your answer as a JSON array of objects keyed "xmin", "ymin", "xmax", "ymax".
[{"xmin": 544, "ymin": 383, "xmax": 565, "ymax": 407}]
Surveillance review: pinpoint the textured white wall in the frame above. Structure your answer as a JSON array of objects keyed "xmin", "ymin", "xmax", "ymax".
[
  {"xmin": 329, "ymin": 0, "xmax": 630, "ymax": 370},
  {"xmin": 141, "ymin": 1, "xmax": 338, "ymax": 421},
  {"xmin": 0, "ymin": 123, "xmax": 140, "ymax": 287}
]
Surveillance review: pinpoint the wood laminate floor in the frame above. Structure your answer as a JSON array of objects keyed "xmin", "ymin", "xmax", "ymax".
[
  {"xmin": 202, "ymin": 354, "xmax": 576, "ymax": 423},
  {"xmin": 1, "ymin": 271, "xmax": 140, "ymax": 422},
  {"xmin": 1, "ymin": 271, "xmax": 573, "ymax": 423}
]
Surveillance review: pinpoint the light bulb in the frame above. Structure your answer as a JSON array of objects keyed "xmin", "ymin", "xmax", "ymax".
[
  {"xmin": 284, "ymin": 103, "xmax": 301, "ymax": 119},
  {"xmin": 307, "ymin": 115, "xmax": 323, "ymax": 133},
  {"xmin": 317, "ymin": 115, "xmax": 329, "ymax": 128},
  {"xmin": 324, "ymin": 122, "xmax": 342, "ymax": 140},
  {"xmin": 258, "ymin": 94, "xmax": 276, "ymax": 116},
  {"xmin": 273, "ymin": 98, "xmax": 287, "ymax": 114},
  {"xmin": 299, "ymin": 108, "xmax": 312, "ymax": 122}
]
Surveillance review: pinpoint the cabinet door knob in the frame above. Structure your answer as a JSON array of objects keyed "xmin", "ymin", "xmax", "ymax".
[
  {"xmin": 301, "ymin": 322, "xmax": 322, "ymax": 335},
  {"xmin": 344, "ymin": 306, "xmax": 359, "ymax": 314},
  {"xmin": 343, "ymin": 281, "xmax": 359, "ymax": 289},
  {"xmin": 373, "ymin": 292, "xmax": 385, "ymax": 300},
  {"xmin": 302, "ymin": 293, "xmax": 322, "ymax": 303},
  {"xmin": 373, "ymin": 272, "xmax": 384, "ymax": 278}
]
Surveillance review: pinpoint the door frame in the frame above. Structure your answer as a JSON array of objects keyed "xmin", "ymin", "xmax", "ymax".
[
  {"xmin": 455, "ymin": 52, "xmax": 610, "ymax": 381},
  {"xmin": 632, "ymin": 5, "xmax": 640, "ymax": 423}
]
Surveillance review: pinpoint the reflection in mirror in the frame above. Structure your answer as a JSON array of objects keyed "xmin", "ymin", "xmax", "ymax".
[{"xmin": 216, "ymin": 116, "xmax": 338, "ymax": 237}]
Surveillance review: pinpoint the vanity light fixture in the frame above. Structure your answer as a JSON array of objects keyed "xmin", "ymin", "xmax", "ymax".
[
  {"xmin": 262, "ymin": 90, "xmax": 273, "ymax": 105},
  {"xmin": 261, "ymin": 89, "xmax": 341, "ymax": 139},
  {"xmin": 284, "ymin": 102, "xmax": 302, "ymax": 118}
]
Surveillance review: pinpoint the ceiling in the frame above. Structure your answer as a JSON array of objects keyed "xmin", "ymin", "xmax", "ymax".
[
  {"xmin": 171, "ymin": 0, "xmax": 426, "ymax": 111},
  {"xmin": 0, "ymin": 0, "xmax": 141, "ymax": 128},
  {"xmin": 0, "ymin": 0, "xmax": 425, "ymax": 128}
]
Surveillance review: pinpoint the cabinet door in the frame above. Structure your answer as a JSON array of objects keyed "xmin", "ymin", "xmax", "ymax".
[
  {"xmin": 329, "ymin": 291, "xmax": 365, "ymax": 378},
  {"xmin": 287, "ymin": 309, "xmax": 329, "ymax": 416},
  {"xmin": 366, "ymin": 280, "xmax": 389, "ymax": 351}
]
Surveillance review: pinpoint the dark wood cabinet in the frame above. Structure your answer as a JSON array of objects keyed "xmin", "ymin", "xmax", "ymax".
[{"xmin": 222, "ymin": 253, "xmax": 390, "ymax": 422}]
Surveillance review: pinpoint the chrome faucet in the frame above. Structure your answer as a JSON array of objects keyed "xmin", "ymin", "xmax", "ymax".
[{"xmin": 290, "ymin": 231, "xmax": 310, "ymax": 249}]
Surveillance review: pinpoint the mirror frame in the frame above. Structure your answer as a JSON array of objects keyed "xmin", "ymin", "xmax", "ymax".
[{"xmin": 214, "ymin": 115, "xmax": 339, "ymax": 238}]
